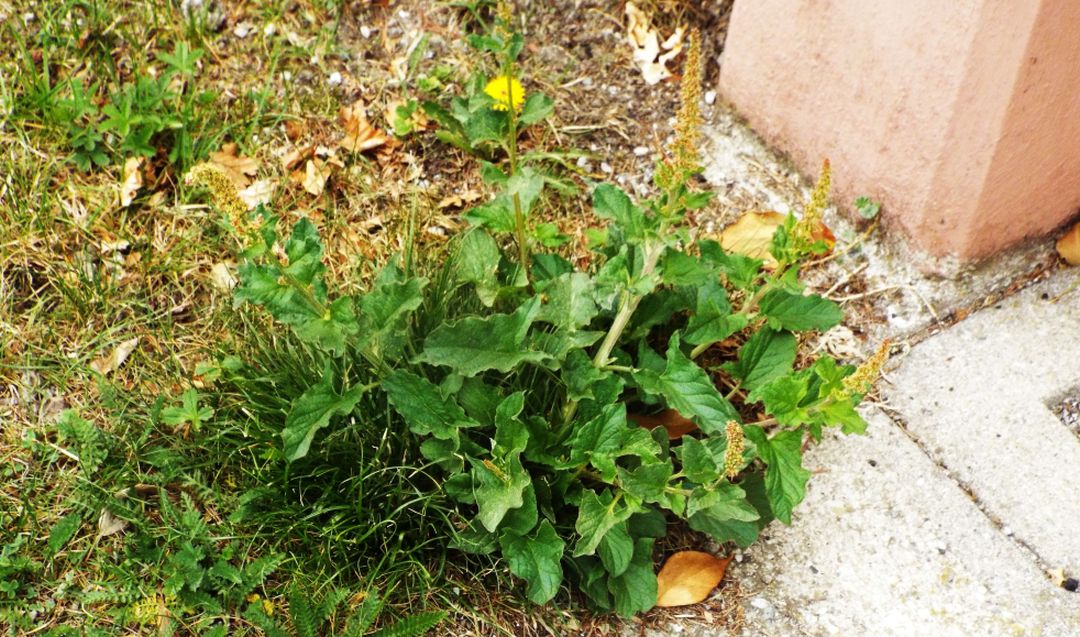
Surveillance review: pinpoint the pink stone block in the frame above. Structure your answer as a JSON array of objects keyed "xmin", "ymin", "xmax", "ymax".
[{"xmin": 719, "ymin": 0, "xmax": 1080, "ymax": 259}]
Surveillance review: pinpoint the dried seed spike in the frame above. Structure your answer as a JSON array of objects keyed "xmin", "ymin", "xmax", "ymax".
[{"xmin": 723, "ymin": 420, "xmax": 744, "ymax": 479}]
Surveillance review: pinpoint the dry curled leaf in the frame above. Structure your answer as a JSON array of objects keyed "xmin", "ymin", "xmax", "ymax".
[
  {"xmin": 90, "ymin": 337, "xmax": 140, "ymax": 375},
  {"xmin": 719, "ymin": 210, "xmax": 786, "ymax": 263},
  {"xmin": 655, "ymin": 551, "xmax": 733, "ymax": 608},
  {"xmin": 209, "ymin": 143, "xmax": 259, "ymax": 188},
  {"xmin": 629, "ymin": 409, "xmax": 698, "ymax": 440},
  {"xmin": 1057, "ymin": 220, "xmax": 1080, "ymax": 265},
  {"xmin": 437, "ymin": 189, "xmax": 483, "ymax": 210},
  {"xmin": 299, "ymin": 158, "xmax": 333, "ymax": 196},
  {"xmin": 625, "ymin": 2, "xmax": 685, "ymax": 85},
  {"xmin": 238, "ymin": 179, "xmax": 276, "ymax": 210},
  {"xmin": 97, "ymin": 508, "xmax": 129, "ymax": 538},
  {"xmin": 119, "ymin": 157, "xmax": 144, "ymax": 207},
  {"xmin": 339, "ymin": 100, "xmax": 390, "ymax": 153}
]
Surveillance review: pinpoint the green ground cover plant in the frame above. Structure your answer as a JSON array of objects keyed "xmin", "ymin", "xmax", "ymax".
[
  {"xmin": 2, "ymin": 1, "xmax": 884, "ymax": 633},
  {"xmin": 205, "ymin": 15, "xmax": 883, "ymax": 620}
]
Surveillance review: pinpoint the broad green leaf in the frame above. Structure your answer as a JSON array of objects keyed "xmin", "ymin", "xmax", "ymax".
[
  {"xmin": 573, "ymin": 489, "xmax": 634, "ymax": 557},
  {"xmin": 500, "ymin": 520, "xmax": 565, "ymax": 604},
  {"xmin": 755, "ymin": 375, "xmax": 812, "ymax": 426},
  {"xmin": 685, "ymin": 482, "xmax": 760, "ymax": 521},
  {"xmin": 598, "ymin": 522, "xmax": 633, "ymax": 577},
  {"xmin": 291, "ymin": 295, "xmax": 358, "ymax": 355},
  {"xmin": 593, "ymin": 184, "xmax": 646, "ymax": 243},
  {"xmin": 472, "ymin": 393, "xmax": 531, "ymax": 532},
  {"xmin": 632, "ymin": 334, "xmax": 740, "ymax": 432},
  {"xmin": 381, "ymin": 370, "xmax": 477, "ymax": 439},
  {"xmin": 616, "ymin": 462, "xmax": 672, "ymax": 503},
  {"xmin": 506, "ymin": 169, "xmax": 545, "ymax": 216},
  {"xmin": 722, "ymin": 328, "xmax": 797, "ymax": 391},
  {"xmin": 358, "ymin": 275, "xmax": 426, "ymax": 356},
  {"xmin": 816, "ymin": 399, "xmax": 868, "ymax": 435},
  {"xmin": 282, "ymin": 371, "xmax": 369, "ymax": 461},
  {"xmin": 699, "ymin": 239, "xmax": 762, "ymax": 290},
  {"xmin": 531, "ymin": 253, "xmax": 573, "ymax": 285},
  {"xmin": 501, "ymin": 484, "xmax": 538, "ymax": 536},
  {"xmin": 688, "ymin": 507, "xmax": 761, "ymax": 548},
  {"xmin": 465, "ymin": 108, "xmax": 507, "ymax": 145},
  {"xmin": 464, "ymin": 200, "xmax": 515, "ymax": 232},
  {"xmin": 758, "ymin": 289, "xmax": 842, "ymax": 332},
  {"xmin": 416, "ymin": 297, "xmax": 549, "ymax": 376},
  {"xmin": 628, "ymin": 509, "xmax": 668, "ymax": 538},
  {"xmin": 660, "ymin": 250, "xmax": 715, "ymax": 286},
  {"xmin": 518, "ymin": 92, "xmax": 554, "ymax": 126},
  {"xmin": 536, "ymin": 272, "xmax": 598, "ymax": 330},
  {"xmin": 568, "ymin": 404, "xmax": 660, "ymax": 481},
  {"xmin": 493, "ymin": 392, "xmax": 529, "ymax": 455},
  {"xmin": 744, "ymin": 427, "xmax": 810, "ymax": 524},
  {"xmin": 455, "ymin": 229, "xmax": 501, "ymax": 306},
  {"xmin": 608, "ymin": 538, "xmax": 657, "ymax": 618},
  {"xmin": 678, "ymin": 436, "xmax": 719, "ymax": 484},
  {"xmin": 283, "ymin": 218, "xmax": 325, "ymax": 283},
  {"xmin": 561, "ymin": 349, "xmax": 609, "ymax": 402},
  {"xmin": 472, "ymin": 455, "xmax": 530, "ymax": 533},
  {"xmin": 235, "ymin": 219, "xmax": 357, "ymax": 355},
  {"xmin": 684, "ymin": 282, "xmax": 750, "ymax": 347}
]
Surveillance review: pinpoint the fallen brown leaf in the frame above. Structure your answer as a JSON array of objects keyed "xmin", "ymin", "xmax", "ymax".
[
  {"xmin": 119, "ymin": 157, "xmax": 144, "ymax": 207},
  {"xmin": 437, "ymin": 189, "xmax": 483, "ymax": 210},
  {"xmin": 719, "ymin": 210, "xmax": 786, "ymax": 264},
  {"xmin": 209, "ymin": 142, "xmax": 259, "ymax": 188},
  {"xmin": 629, "ymin": 409, "xmax": 698, "ymax": 440},
  {"xmin": 97, "ymin": 508, "xmax": 128, "ymax": 538},
  {"xmin": 1057, "ymin": 220, "xmax": 1080, "ymax": 265},
  {"xmin": 90, "ymin": 337, "xmax": 140, "ymax": 375},
  {"xmin": 339, "ymin": 100, "xmax": 390, "ymax": 153},
  {"xmin": 655, "ymin": 551, "xmax": 733, "ymax": 608},
  {"xmin": 238, "ymin": 179, "xmax": 275, "ymax": 210},
  {"xmin": 284, "ymin": 119, "xmax": 306, "ymax": 141},
  {"xmin": 299, "ymin": 158, "xmax": 333, "ymax": 196},
  {"xmin": 625, "ymin": 2, "xmax": 685, "ymax": 85}
]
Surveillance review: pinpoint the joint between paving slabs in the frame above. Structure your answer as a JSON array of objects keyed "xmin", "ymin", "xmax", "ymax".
[{"xmin": 868, "ymin": 402, "xmax": 1057, "ymax": 584}]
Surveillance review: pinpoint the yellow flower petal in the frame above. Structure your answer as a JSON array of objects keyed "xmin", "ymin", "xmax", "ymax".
[{"xmin": 484, "ymin": 75, "xmax": 525, "ymax": 112}]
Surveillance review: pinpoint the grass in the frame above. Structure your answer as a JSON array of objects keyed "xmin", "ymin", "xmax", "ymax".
[{"xmin": 0, "ymin": 0, "xmax": 517, "ymax": 633}]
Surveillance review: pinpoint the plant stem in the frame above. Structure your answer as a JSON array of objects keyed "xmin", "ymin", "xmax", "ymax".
[
  {"xmin": 504, "ymin": 71, "xmax": 530, "ymax": 288},
  {"xmin": 561, "ymin": 240, "xmax": 664, "ymax": 425}
]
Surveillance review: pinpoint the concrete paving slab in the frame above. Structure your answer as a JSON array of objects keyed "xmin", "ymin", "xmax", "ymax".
[
  {"xmin": 731, "ymin": 410, "xmax": 1080, "ymax": 637},
  {"xmin": 884, "ymin": 271, "xmax": 1080, "ymax": 575}
]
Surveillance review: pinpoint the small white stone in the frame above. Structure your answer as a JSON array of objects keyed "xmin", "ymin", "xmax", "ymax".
[
  {"xmin": 361, "ymin": 25, "xmax": 372, "ymax": 38},
  {"xmin": 282, "ymin": 71, "xmax": 293, "ymax": 82},
  {"xmin": 263, "ymin": 23, "xmax": 277, "ymax": 37},
  {"xmin": 327, "ymin": 71, "xmax": 342, "ymax": 86},
  {"xmin": 233, "ymin": 21, "xmax": 254, "ymax": 38},
  {"xmin": 632, "ymin": 146, "xmax": 649, "ymax": 157},
  {"xmin": 600, "ymin": 162, "xmax": 613, "ymax": 174},
  {"xmin": 705, "ymin": 89, "xmax": 717, "ymax": 105},
  {"xmin": 750, "ymin": 597, "xmax": 771, "ymax": 610}
]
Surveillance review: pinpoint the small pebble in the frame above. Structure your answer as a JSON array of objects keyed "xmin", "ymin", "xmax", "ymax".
[
  {"xmin": 600, "ymin": 162, "xmax": 613, "ymax": 174},
  {"xmin": 705, "ymin": 89, "xmax": 717, "ymax": 105},
  {"xmin": 233, "ymin": 21, "xmax": 254, "ymax": 38},
  {"xmin": 360, "ymin": 25, "xmax": 372, "ymax": 38},
  {"xmin": 263, "ymin": 23, "xmax": 277, "ymax": 37},
  {"xmin": 632, "ymin": 146, "xmax": 649, "ymax": 156},
  {"xmin": 327, "ymin": 71, "xmax": 342, "ymax": 86},
  {"xmin": 1065, "ymin": 578, "xmax": 1078, "ymax": 592}
]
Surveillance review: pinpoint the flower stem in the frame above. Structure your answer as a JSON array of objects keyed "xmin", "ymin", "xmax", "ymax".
[{"xmin": 504, "ymin": 70, "xmax": 531, "ymax": 288}]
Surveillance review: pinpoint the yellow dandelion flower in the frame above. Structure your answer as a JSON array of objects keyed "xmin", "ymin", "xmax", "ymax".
[{"xmin": 484, "ymin": 75, "xmax": 525, "ymax": 112}]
